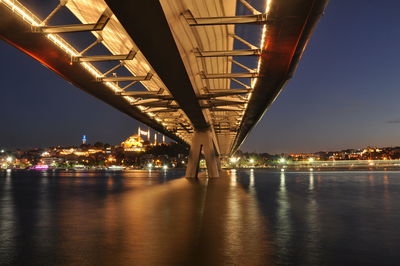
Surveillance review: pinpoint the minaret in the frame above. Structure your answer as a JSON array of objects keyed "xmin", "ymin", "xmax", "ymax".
[
  {"xmin": 82, "ymin": 135, "xmax": 87, "ymax": 144},
  {"xmin": 162, "ymin": 135, "xmax": 166, "ymax": 144},
  {"xmin": 154, "ymin": 133, "xmax": 157, "ymax": 145},
  {"xmin": 147, "ymin": 128, "xmax": 150, "ymax": 141}
]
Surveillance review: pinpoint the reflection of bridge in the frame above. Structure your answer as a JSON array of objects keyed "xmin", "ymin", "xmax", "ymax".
[{"xmin": 0, "ymin": 0, "xmax": 328, "ymax": 177}]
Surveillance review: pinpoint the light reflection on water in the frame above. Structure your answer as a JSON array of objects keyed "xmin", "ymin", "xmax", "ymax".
[{"xmin": 1, "ymin": 170, "xmax": 400, "ymax": 265}]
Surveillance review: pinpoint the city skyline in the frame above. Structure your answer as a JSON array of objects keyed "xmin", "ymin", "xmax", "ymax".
[{"xmin": 1, "ymin": 0, "xmax": 400, "ymax": 153}]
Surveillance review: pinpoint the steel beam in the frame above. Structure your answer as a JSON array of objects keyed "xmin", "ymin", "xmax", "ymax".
[
  {"xmin": 230, "ymin": 34, "xmax": 258, "ymax": 49},
  {"xmin": 131, "ymin": 98, "xmax": 161, "ymax": 105},
  {"xmin": 202, "ymin": 101, "xmax": 246, "ymax": 108},
  {"xmin": 99, "ymin": 73, "xmax": 152, "ymax": 82},
  {"xmin": 186, "ymin": 13, "xmax": 269, "ymax": 26},
  {"xmin": 73, "ymin": 50, "xmax": 136, "ymax": 62},
  {"xmin": 238, "ymin": 0, "xmax": 261, "ymax": 15},
  {"xmin": 33, "ymin": 9, "xmax": 111, "ymax": 33},
  {"xmin": 201, "ymin": 72, "xmax": 259, "ymax": 79},
  {"xmin": 80, "ymin": 38, "xmax": 103, "ymax": 55},
  {"xmin": 122, "ymin": 93, "xmax": 173, "ymax": 100},
  {"xmin": 132, "ymin": 100, "xmax": 175, "ymax": 108},
  {"xmin": 144, "ymin": 107, "xmax": 179, "ymax": 113},
  {"xmin": 194, "ymin": 49, "xmax": 261, "ymax": 57},
  {"xmin": 41, "ymin": 0, "xmax": 68, "ymax": 26},
  {"xmin": 119, "ymin": 91, "xmax": 157, "ymax": 97},
  {"xmin": 232, "ymin": 78, "xmax": 251, "ymax": 89},
  {"xmin": 231, "ymin": 60, "xmax": 255, "ymax": 72},
  {"xmin": 103, "ymin": 62, "xmax": 124, "ymax": 77},
  {"xmin": 198, "ymin": 89, "xmax": 251, "ymax": 99},
  {"xmin": 120, "ymin": 81, "xmax": 137, "ymax": 91},
  {"xmin": 210, "ymin": 107, "xmax": 244, "ymax": 112}
]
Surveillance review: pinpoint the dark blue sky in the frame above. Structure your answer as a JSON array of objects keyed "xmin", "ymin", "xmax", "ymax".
[{"xmin": 1, "ymin": 0, "xmax": 400, "ymax": 153}]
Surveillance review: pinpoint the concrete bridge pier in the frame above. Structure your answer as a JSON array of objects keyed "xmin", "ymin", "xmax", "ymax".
[{"xmin": 185, "ymin": 129, "xmax": 221, "ymax": 178}]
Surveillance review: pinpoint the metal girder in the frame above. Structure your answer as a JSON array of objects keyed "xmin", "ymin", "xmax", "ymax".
[
  {"xmin": 103, "ymin": 62, "xmax": 124, "ymax": 76},
  {"xmin": 99, "ymin": 73, "xmax": 153, "ymax": 82},
  {"xmin": 120, "ymin": 92, "xmax": 173, "ymax": 100},
  {"xmin": 185, "ymin": 12, "xmax": 269, "ymax": 26},
  {"xmin": 120, "ymin": 81, "xmax": 137, "ymax": 91},
  {"xmin": 143, "ymin": 107, "xmax": 178, "ymax": 113},
  {"xmin": 41, "ymin": 0, "xmax": 68, "ymax": 26},
  {"xmin": 80, "ymin": 37, "xmax": 103, "ymax": 55},
  {"xmin": 194, "ymin": 49, "xmax": 261, "ymax": 57},
  {"xmin": 179, "ymin": 123, "xmax": 192, "ymax": 133},
  {"xmin": 198, "ymin": 89, "xmax": 251, "ymax": 99},
  {"xmin": 201, "ymin": 72, "xmax": 259, "ymax": 79},
  {"xmin": 210, "ymin": 107, "xmax": 245, "ymax": 112},
  {"xmin": 132, "ymin": 100, "xmax": 174, "ymax": 108},
  {"xmin": 214, "ymin": 127, "xmax": 237, "ymax": 131},
  {"xmin": 33, "ymin": 9, "xmax": 111, "ymax": 33},
  {"xmin": 73, "ymin": 50, "xmax": 136, "ymax": 62},
  {"xmin": 238, "ymin": 0, "xmax": 262, "ymax": 15},
  {"xmin": 176, "ymin": 129, "xmax": 194, "ymax": 133},
  {"xmin": 231, "ymin": 60, "xmax": 256, "ymax": 72},
  {"xmin": 202, "ymin": 101, "xmax": 246, "ymax": 108},
  {"xmin": 232, "ymin": 78, "xmax": 251, "ymax": 89},
  {"xmin": 230, "ymin": 34, "xmax": 258, "ymax": 50},
  {"xmin": 119, "ymin": 91, "xmax": 157, "ymax": 96},
  {"xmin": 131, "ymin": 98, "xmax": 160, "ymax": 105}
]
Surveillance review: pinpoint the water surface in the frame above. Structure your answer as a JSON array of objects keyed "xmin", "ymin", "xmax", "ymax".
[{"xmin": 1, "ymin": 169, "xmax": 400, "ymax": 265}]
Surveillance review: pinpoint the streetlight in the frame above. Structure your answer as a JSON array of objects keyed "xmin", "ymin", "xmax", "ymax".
[
  {"xmin": 249, "ymin": 158, "xmax": 255, "ymax": 168},
  {"xmin": 6, "ymin": 157, "xmax": 12, "ymax": 163}
]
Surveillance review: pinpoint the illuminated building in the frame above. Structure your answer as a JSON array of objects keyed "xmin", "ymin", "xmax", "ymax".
[{"xmin": 121, "ymin": 134, "xmax": 145, "ymax": 152}]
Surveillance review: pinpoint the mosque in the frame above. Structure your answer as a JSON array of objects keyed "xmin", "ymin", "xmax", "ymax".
[{"xmin": 121, "ymin": 127, "xmax": 165, "ymax": 152}]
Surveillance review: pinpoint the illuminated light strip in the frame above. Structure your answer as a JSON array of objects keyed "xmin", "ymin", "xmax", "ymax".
[{"xmin": 243, "ymin": 0, "xmax": 272, "ymax": 123}]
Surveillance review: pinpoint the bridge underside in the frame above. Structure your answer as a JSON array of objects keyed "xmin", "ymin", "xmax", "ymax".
[{"xmin": 0, "ymin": 0, "xmax": 328, "ymax": 177}]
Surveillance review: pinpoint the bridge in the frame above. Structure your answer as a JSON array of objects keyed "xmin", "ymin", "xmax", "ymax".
[{"xmin": 0, "ymin": 0, "xmax": 328, "ymax": 177}]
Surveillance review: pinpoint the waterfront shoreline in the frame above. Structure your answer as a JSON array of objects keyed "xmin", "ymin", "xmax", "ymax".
[{"xmin": 2, "ymin": 166, "xmax": 400, "ymax": 174}]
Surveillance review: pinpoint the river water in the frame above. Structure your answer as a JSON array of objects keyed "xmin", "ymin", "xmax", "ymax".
[{"xmin": 1, "ymin": 169, "xmax": 400, "ymax": 265}]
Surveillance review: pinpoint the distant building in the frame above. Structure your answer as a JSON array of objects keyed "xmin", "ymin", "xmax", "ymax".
[
  {"xmin": 42, "ymin": 157, "xmax": 64, "ymax": 166},
  {"xmin": 121, "ymin": 134, "xmax": 145, "ymax": 152},
  {"xmin": 82, "ymin": 135, "xmax": 87, "ymax": 144}
]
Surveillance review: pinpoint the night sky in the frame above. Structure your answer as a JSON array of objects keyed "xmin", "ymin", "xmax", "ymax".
[{"xmin": 1, "ymin": 0, "xmax": 400, "ymax": 154}]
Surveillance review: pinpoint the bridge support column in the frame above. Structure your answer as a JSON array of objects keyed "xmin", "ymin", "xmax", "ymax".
[{"xmin": 185, "ymin": 129, "xmax": 220, "ymax": 178}]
